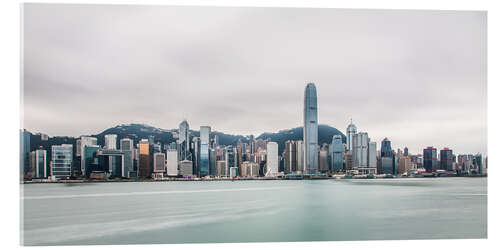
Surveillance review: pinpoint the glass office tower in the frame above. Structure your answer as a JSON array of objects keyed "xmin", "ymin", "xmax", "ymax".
[
  {"xmin": 51, "ymin": 144, "xmax": 73, "ymax": 179},
  {"xmin": 199, "ymin": 126, "xmax": 211, "ymax": 177},
  {"xmin": 303, "ymin": 83, "xmax": 318, "ymax": 174}
]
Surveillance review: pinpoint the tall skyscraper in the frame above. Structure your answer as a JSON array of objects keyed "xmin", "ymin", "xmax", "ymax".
[
  {"xmin": 104, "ymin": 134, "xmax": 117, "ymax": 149},
  {"xmin": 32, "ymin": 149, "xmax": 47, "ymax": 178},
  {"xmin": 423, "ymin": 147, "xmax": 438, "ymax": 172},
  {"xmin": 440, "ymin": 148, "xmax": 453, "ymax": 171},
  {"xmin": 199, "ymin": 126, "xmax": 211, "ymax": 177},
  {"xmin": 353, "ymin": 132, "xmax": 373, "ymax": 174},
  {"xmin": 51, "ymin": 144, "xmax": 73, "ymax": 179},
  {"xmin": 303, "ymin": 82, "xmax": 318, "ymax": 174},
  {"xmin": 346, "ymin": 119, "xmax": 357, "ymax": 151},
  {"xmin": 266, "ymin": 141, "xmax": 279, "ymax": 176},
  {"xmin": 178, "ymin": 120, "xmax": 190, "ymax": 161},
  {"xmin": 332, "ymin": 135, "xmax": 344, "ymax": 172}
]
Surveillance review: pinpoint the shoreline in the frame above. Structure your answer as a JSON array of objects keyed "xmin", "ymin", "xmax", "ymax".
[{"xmin": 21, "ymin": 175, "xmax": 487, "ymax": 184}]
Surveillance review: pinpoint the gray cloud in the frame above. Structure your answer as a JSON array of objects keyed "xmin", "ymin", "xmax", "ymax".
[{"xmin": 22, "ymin": 4, "xmax": 487, "ymax": 155}]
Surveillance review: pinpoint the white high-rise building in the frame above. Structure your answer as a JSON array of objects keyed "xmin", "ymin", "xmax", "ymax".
[
  {"xmin": 166, "ymin": 149, "xmax": 178, "ymax": 176},
  {"xmin": 266, "ymin": 142, "xmax": 279, "ymax": 176},
  {"xmin": 352, "ymin": 132, "xmax": 369, "ymax": 168},
  {"xmin": 105, "ymin": 134, "xmax": 117, "ymax": 149}
]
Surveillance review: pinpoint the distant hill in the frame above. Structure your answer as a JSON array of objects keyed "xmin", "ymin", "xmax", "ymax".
[
  {"xmin": 257, "ymin": 124, "xmax": 346, "ymax": 154},
  {"xmin": 27, "ymin": 123, "xmax": 345, "ymax": 159}
]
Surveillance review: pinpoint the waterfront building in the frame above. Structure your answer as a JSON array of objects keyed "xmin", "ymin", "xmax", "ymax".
[
  {"xmin": 296, "ymin": 140, "xmax": 304, "ymax": 173},
  {"xmin": 79, "ymin": 136, "xmax": 98, "ymax": 176},
  {"xmin": 224, "ymin": 146, "xmax": 237, "ymax": 176},
  {"xmin": 303, "ymin": 82, "xmax": 318, "ymax": 174},
  {"xmin": 346, "ymin": 119, "xmax": 357, "ymax": 151},
  {"xmin": 31, "ymin": 149, "xmax": 47, "ymax": 178},
  {"xmin": 83, "ymin": 145, "xmax": 100, "ymax": 177},
  {"xmin": 368, "ymin": 141, "xmax": 377, "ymax": 171},
  {"xmin": 216, "ymin": 160, "xmax": 226, "ymax": 177},
  {"xmin": 199, "ymin": 126, "xmax": 211, "ymax": 177},
  {"xmin": 457, "ymin": 154, "xmax": 474, "ymax": 172},
  {"xmin": 319, "ymin": 146, "xmax": 329, "ymax": 173},
  {"xmin": 209, "ymin": 148, "xmax": 216, "ymax": 176},
  {"xmin": 138, "ymin": 139, "xmax": 152, "ymax": 178},
  {"xmin": 119, "ymin": 138, "xmax": 134, "ymax": 178},
  {"xmin": 20, "ymin": 130, "xmax": 31, "ymax": 178},
  {"xmin": 153, "ymin": 152, "xmax": 166, "ymax": 179},
  {"xmin": 178, "ymin": 120, "xmax": 191, "ymax": 161},
  {"xmin": 51, "ymin": 144, "xmax": 73, "ymax": 179},
  {"xmin": 332, "ymin": 135, "xmax": 344, "ymax": 172},
  {"xmin": 474, "ymin": 154, "xmax": 483, "ymax": 175},
  {"xmin": 241, "ymin": 161, "xmax": 260, "ymax": 177},
  {"xmin": 284, "ymin": 140, "xmax": 297, "ymax": 173},
  {"xmin": 179, "ymin": 160, "xmax": 193, "ymax": 177},
  {"xmin": 98, "ymin": 149, "xmax": 125, "ymax": 177},
  {"xmin": 353, "ymin": 132, "xmax": 369, "ymax": 168},
  {"xmin": 229, "ymin": 167, "xmax": 239, "ymax": 178},
  {"xmin": 75, "ymin": 139, "xmax": 81, "ymax": 157},
  {"xmin": 440, "ymin": 148, "xmax": 454, "ymax": 171},
  {"xmin": 381, "ymin": 156, "xmax": 394, "ymax": 174},
  {"xmin": 352, "ymin": 132, "xmax": 374, "ymax": 174},
  {"xmin": 166, "ymin": 149, "xmax": 178, "ymax": 176},
  {"xmin": 192, "ymin": 137, "xmax": 200, "ymax": 176},
  {"xmin": 397, "ymin": 156, "xmax": 412, "ymax": 174},
  {"xmin": 344, "ymin": 151, "xmax": 353, "ymax": 171},
  {"xmin": 266, "ymin": 141, "xmax": 279, "ymax": 176},
  {"xmin": 423, "ymin": 147, "xmax": 438, "ymax": 172},
  {"xmin": 104, "ymin": 134, "xmax": 117, "ymax": 150}
]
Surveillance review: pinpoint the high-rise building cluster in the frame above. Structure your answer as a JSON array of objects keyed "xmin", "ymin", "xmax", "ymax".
[{"xmin": 20, "ymin": 83, "xmax": 487, "ymax": 181}]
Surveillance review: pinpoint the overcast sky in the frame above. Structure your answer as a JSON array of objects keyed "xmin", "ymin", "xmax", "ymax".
[{"xmin": 22, "ymin": 4, "xmax": 487, "ymax": 155}]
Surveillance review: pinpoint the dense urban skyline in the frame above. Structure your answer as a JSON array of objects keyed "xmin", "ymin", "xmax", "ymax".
[{"xmin": 22, "ymin": 4, "xmax": 487, "ymax": 155}]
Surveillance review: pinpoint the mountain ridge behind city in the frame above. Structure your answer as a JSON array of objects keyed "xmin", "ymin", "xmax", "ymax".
[{"xmin": 27, "ymin": 123, "xmax": 346, "ymax": 156}]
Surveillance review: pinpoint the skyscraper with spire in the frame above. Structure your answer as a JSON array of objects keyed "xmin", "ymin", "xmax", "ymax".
[
  {"xmin": 346, "ymin": 119, "xmax": 357, "ymax": 151},
  {"xmin": 303, "ymin": 83, "xmax": 318, "ymax": 174}
]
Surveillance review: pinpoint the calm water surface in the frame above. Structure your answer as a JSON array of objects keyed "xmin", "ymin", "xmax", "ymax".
[{"xmin": 21, "ymin": 177, "xmax": 487, "ymax": 245}]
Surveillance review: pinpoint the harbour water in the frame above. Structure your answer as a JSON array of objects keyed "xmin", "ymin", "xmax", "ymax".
[{"xmin": 21, "ymin": 177, "xmax": 487, "ymax": 245}]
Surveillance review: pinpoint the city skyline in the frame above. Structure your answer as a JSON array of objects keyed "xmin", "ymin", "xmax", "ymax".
[{"xmin": 22, "ymin": 4, "xmax": 487, "ymax": 155}]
